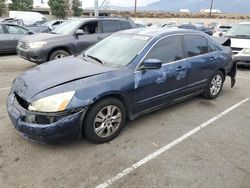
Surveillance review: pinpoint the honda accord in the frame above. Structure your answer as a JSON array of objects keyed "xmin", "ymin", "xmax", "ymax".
[{"xmin": 7, "ymin": 28, "xmax": 236, "ymax": 143}]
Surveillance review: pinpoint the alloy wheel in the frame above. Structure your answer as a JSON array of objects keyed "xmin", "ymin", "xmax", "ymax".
[
  {"xmin": 210, "ymin": 75, "xmax": 222, "ymax": 96},
  {"xmin": 94, "ymin": 105, "xmax": 122, "ymax": 138}
]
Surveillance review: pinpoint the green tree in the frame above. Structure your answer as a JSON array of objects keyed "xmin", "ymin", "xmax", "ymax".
[
  {"xmin": 9, "ymin": 0, "xmax": 33, "ymax": 11},
  {"xmin": 72, "ymin": 0, "xmax": 82, "ymax": 17},
  {"xmin": 0, "ymin": 0, "xmax": 6, "ymax": 16},
  {"xmin": 48, "ymin": 0, "xmax": 68, "ymax": 19}
]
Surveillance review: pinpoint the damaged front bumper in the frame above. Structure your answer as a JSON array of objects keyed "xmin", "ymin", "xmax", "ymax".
[{"xmin": 7, "ymin": 93, "xmax": 86, "ymax": 143}]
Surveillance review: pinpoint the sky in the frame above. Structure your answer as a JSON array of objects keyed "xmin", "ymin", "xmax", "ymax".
[{"xmin": 33, "ymin": 0, "xmax": 160, "ymax": 8}]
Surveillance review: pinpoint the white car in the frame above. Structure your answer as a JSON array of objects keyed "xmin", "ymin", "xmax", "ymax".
[{"xmin": 224, "ymin": 22, "xmax": 250, "ymax": 64}]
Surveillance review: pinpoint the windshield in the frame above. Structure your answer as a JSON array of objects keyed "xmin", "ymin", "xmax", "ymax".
[
  {"xmin": 52, "ymin": 20, "xmax": 82, "ymax": 35},
  {"xmin": 85, "ymin": 33, "xmax": 151, "ymax": 67},
  {"xmin": 225, "ymin": 24, "xmax": 250, "ymax": 38}
]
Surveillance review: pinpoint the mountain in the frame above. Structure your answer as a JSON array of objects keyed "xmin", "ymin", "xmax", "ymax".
[{"xmin": 141, "ymin": 0, "xmax": 250, "ymax": 14}]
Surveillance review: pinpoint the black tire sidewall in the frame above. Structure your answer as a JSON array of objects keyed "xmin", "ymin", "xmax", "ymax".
[
  {"xmin": 83, "ymin": 98, "xmax": 126, "ymax": 143},
  {"xmin": 205, "ymin": 70, "xmax": 224, "ymax": 99},
  {"xmin": 49, "ymin": 50, "xmax": 70, "ymax": 61}
]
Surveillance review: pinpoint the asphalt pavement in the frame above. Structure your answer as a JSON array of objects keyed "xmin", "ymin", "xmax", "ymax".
[{"xmin": 0, "ymin": 55, "xmax": 249, "ymax": 188}]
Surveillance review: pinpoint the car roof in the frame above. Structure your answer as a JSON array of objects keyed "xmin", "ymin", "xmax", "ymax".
[
  {"xmin": 119, "ymin": 28, "xmax": 202, "ymax": 37},
  {"xmin": 68, "ymin": 17, "xmax": 130, "ymax": 22}
]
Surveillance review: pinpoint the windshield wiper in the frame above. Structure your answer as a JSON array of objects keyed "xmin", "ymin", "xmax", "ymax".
[{"xmin": 86, "ymin": 55, "xmax": 106, "ymax": 65}]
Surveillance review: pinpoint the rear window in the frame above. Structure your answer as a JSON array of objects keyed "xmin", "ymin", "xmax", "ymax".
[
  {"xmin": 101, "ymin": 20, "xmax": 122, "ymax": 33},
  {"xmin": 183, "ymin": 35, "xmax": 210, "ymax": 57}
]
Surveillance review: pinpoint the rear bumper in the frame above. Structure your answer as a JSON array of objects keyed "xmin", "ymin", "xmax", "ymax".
[
  {"xmin": 17, "ymin": 47, "xmax": 48, "ymax": 64},
  {"xmin": 7, "ymin": 93, "xmax": 86, "ymax": 143}
]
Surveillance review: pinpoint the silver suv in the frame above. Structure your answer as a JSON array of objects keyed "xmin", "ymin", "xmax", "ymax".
[{"xmin": 17, "ymin": 17, "xmax": 136, "ymax": 64}]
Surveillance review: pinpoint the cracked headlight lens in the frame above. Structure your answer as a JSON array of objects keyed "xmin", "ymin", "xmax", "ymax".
[{"xmin": 28, "ymin": 91, "xmax": 75, "ymax": 112}]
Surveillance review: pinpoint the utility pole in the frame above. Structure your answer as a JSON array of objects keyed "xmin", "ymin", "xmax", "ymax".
[
  {"xmin": 209, "ymin": 0, "xmax": 214, "ymax": 17},
  {"xmin": 135, "ymin": 0, "xmax": 137, "ymax": 17},
  {"xmin": 94, "ymin": 0, "xmax": 99, "ymax": 17}
]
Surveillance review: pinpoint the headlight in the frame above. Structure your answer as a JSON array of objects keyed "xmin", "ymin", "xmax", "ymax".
[
  {"xmin": 29, "ymin": 41, "xmax": 47, "ymax": 49},
  {"xmin": 28, "ymin": 91, "xmax": 75, "ymax": 112},
  {"xmin": 242, "ymin": 48, "xmax": 250, "ymax": 54}
]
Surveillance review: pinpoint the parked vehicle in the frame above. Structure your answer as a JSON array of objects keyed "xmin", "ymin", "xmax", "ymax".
[
  {"xmin": 0, "ymin": 23, "xmax": 33, "ymax": 54},
  {"xmin": 41, "ymin": 20, "xmax": 65, "ymax": 30},
  {"xmin": 7, "ymin": 28, "xmax": 236, "ymax": 143},
  {"xmin": 1, "ymin": 17, "xmax": 49, "ymax": 33},
  {"xmin": 196, "ymin": 26, "xmax": 213, "ymax": 36},
  {"xmin": 224, "ymin": 22, "xmax": 250, "ymax": 64},
  {"xmin": 178, "ymin": 24, "xmax": 197, "ymax": 30},
  {"xmin": 213, "ymin": 25, "xmax": 232, "ymax": 37},
  {"xmin": 9, "ymin": 11, "xmax": 48, "ymax": 26},
  {"xmin": 17, "ymin": 17, "xmax": 136, "ymax": 64}
]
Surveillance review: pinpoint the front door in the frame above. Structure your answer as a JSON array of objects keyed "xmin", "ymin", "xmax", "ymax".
[
  {"xmin": 74, "ymin": 21, "xmax": 100, "ymax": 54},
  {"xmin": 134, "ymin": 36, "xmax": 188, "ymax": 113}
]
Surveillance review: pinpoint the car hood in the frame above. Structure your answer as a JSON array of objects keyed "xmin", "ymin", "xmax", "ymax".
[
  {"xmin": 13, "ymin": 56, "xmax": 116, "ymax": 101},
  {"xmin": 230, "ymin": 38, "xmax": 250, "ymax": 48},
  {"xmin": 20, "ymin": 33, "xmax": 66, "ymax": 42}
]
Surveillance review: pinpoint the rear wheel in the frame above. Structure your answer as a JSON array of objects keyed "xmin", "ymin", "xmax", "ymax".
[
  {"xmin": 202, "ymin": 70, "xmax": 224, "ymax": 99},
  {"xmin": 83, "ymin": 97, "xmax": 126, "ymax": 143},
  {"xmin": 49, "ymin": 50, "xmax": 70, "ymax": 61}
]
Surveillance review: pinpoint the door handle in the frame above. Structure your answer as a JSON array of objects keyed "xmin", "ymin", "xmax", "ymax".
[
  {"xmin": 176, "ymin": 66, "xmax": 187, "ymax": 72},
  {"xmin": 12, "ymin": 36, "xmax": 17, "ymax": 39}
]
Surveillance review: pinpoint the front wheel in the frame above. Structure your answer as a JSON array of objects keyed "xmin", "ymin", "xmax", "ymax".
[
  {"xmin": 202, "ymin": 70, "xmax": 224, "ymax": 99},
  {"xmin": 83, "ymin": 98, "xmax": 126, "ymax": 143},
  {"xmin": 49, "ymin": 50, "xmax": 70, "ymax": 61}
]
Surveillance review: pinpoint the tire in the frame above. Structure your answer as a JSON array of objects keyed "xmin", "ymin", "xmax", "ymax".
[
  {"xmin": 83, "ymin": 97, "xmax": 126, "ymax": 143},
  {"xmin": 202, "ymin": 70, "xmax": 224, "ymax": 99},
  {"xmin": 49, "ymin": 50, "xmax": 70, "ymax": 61}
]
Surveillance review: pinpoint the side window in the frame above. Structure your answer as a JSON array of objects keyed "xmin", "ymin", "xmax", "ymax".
[
  {"xmin": 6, "ymin": 25, "xmax": 28, "ymax": 34},
  {"xmin": 121, "ymin": 21, "xmax": 132, "ymax": 30},
  {"xmin": 101, "ymin": 20, "xmax": 122, "ymax": 33},
  {"xmin": 183, "ymin": 35, "xmax": 209, "ymax": 57},
  {"xmin": 145, "ymin": 36, "xmax": 184, "ymax": 64},
  {"xmin": 0, "ymin": 25, "xmax": 4, "ymax": 34},
  {"xmin": 79, "ymin": 21, "xmax": 98, "ymax": 35}
]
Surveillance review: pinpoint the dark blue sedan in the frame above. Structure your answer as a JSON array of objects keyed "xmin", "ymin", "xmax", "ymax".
[{"xmin": 7, "ymin": 28, "xmax": 236, "ymax": 143}]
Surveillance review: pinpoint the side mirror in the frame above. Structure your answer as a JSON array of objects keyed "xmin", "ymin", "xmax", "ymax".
[
  {"xmin": 219, "ymin": 32, "xmax": 223, "ymax": 37},
  {"xmin": 28, "ymin": 31, "xmax": 33, "ymax": 35},
  {"xmin": 141, "ymin": 59, "xmax": 162, "ymax": 70},
  {"xmin": 75, "ymin": 29, "xmax": 84, "ymax": 36}
]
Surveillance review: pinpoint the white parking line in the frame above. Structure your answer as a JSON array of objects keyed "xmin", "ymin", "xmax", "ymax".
[
  {"xmin": 238, "ymin": 76, "xmax": 250, "ymax": 80},
  {"xmin": 95, "ymin": 98, "xmax": 249, "ymax": 188},
  {"xmin": 0, "ymin": 87, "xmax": 10, "ymax": 91}
]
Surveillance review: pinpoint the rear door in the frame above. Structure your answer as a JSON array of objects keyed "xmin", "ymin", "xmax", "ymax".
[
  {"xmin": 0, "ymin": 24, "xmax": 10, "ymax": 52},
  {"xmin": 5, "ymin": 24, "xmax": 29, "ymax": 51},
  {"xmin": 98, "ymin": 20, "xmax": 123, "ymax": 41},
  {"xmin": 182, "ymin": 34, "xmax": 220, "ymax": 91}
]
